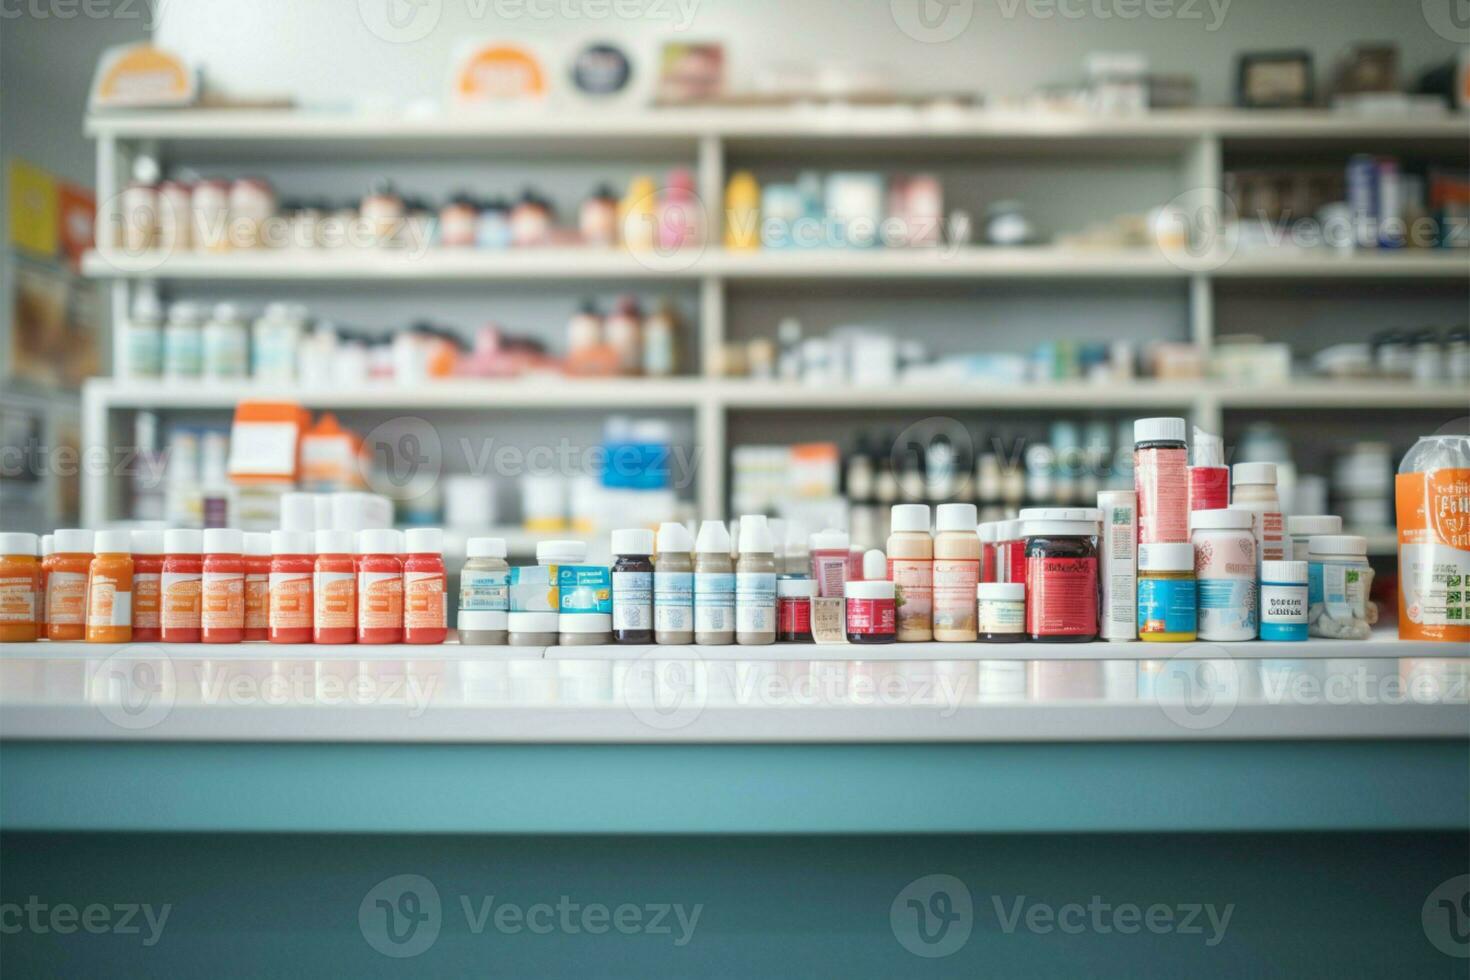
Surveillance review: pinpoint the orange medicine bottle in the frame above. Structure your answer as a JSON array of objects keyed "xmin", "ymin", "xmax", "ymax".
[
  {"xmin": 47, "ymin": 529, "xmax": 94, "ymax": 641},
  {"xmin": 0, "ymin": 532, "xmax": 42, "ymax": 642},
  {"xmin": 85, "ymin": 530, "xmax": 135, "ymax": 643}
]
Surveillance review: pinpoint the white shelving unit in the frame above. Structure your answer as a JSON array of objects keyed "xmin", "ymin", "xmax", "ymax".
[{"xmin": 80, "ymin": 107, "xmax": 1470, "ymax": 527}]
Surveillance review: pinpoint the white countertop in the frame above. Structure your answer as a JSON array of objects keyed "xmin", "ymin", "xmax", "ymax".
[{"xmin": 2, "ymin": 635, "xmax": 1465, "ymax": 743}]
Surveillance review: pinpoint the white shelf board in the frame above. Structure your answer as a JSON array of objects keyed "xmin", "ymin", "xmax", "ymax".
[
  {"xmin": 12, "ymin": 630, "xmax": 1463, "ymax": 662},
  {"xmin": 81, "ymin": 246, "xmax": 1470, "ymax": 282},
  {"xmin": 85, "ymin": 107, "xmax": 1470, "ymax": 145},
  {"xmin": 84, "ymin": 377, "xmax": 1463, "ymax": 412}
]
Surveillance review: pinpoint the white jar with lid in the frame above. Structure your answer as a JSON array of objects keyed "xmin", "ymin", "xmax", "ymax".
[
  {"xmin": 203, "ymin": 302, "xmax": 249, "ymax": 379},
  {"xmin": 1307, "ymin": 535, "xmax": 1372, "ymax": 639},
  {"xmin": 1285, "ymin": 514, "xmax": 1341, "ymax": 562},
  {"xmin": 1231, "ymin": 462, "xmax": 1286, "ymax": 562},
  {"xmin": 1190, "ymin": 508, "xmax": 1257, "ymax": 641},
  {"xmin": 977, "ymin": 581, "xmax": 1026, "ymax": 642},
  {"xmin": 163, "ymin": 301, "xmax": 205, "ymax": 379}
]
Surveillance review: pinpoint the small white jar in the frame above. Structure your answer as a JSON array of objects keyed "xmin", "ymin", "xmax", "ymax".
[
  {"xmin": 977, "ymin": 581, "xmax": 1026, "ymax": 642},
  {"xmin": 1190, "ymin": 508, "xmax": 1257, "ymax": 641},
  {"xmin": 1307, "ymin": 535, "xmax": 1372, "ymax": 639},
  {"xmin": 1285, "ymin": 515, "xmax": 1342, "ymax": 562}
]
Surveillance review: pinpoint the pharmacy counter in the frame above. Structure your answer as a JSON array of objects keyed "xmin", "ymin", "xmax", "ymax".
[{"xmin": 3, "ymin": 641, "xmax": 1466, "ymax": 977}]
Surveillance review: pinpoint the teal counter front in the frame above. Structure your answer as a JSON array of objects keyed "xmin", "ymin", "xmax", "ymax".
[{"xmin": 2, "ymin": 642, "xmax": 1467, "ymax": 976}]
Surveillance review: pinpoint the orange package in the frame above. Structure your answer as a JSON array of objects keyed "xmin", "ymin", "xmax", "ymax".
[{"xmin": 1395, "ymin": 435, "xmax": 1470, "ymax": 642}]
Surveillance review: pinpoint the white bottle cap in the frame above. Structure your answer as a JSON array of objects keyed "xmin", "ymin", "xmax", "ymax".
[
  {"xmin": 1261, "ymin": 560, "xmax": 1308, "ymax": 583},
  {"xmin": 279, "ymin": 493, "xmax": 317, "ymax": 533},
  {"xmin": 1232, "ymin": 461, "xmax": 1277, "ymax": 486},
  {"xmin": 466, "ymin": 537, "xmax": 507, "ymax": 559},
  {"xmin": 1286, "ymin": 515, "xmax": 1342, "ymax": 537},
  {"xmin": 53, "ymin": 529, "xmax": 95, "ymax": 554},
  {"xmin": 977, "ymin": 522, "xmax": 998, "ymax": 544},
  {"xmin": 40, "ymin": 534, "xmax": 53, "ymax": 557},
  {"xmin": 94, "ymin": 529, "xmax": 133, "ymax": 554},
  {"xmin": 203, "ymin": 528, "xmax": 243, "ymax": 554},
  {"xmin": 312, "ymin": 494, "xmax": 334, "ymax": 532},
  {"xmin": 1138, "ymin": 542, "xmax": 1195, "ymax": 571},
  {"xmin": 270, "ymin": 530, "xmax": 313, "ymax": 555},
  {"xmin": 0, "ymin": 532, "xmax": 38, "ymax": 556},
  {"xmin": 978, "ymin": 581, "xmax": 1025, "ymax": 602},
  {"xmin": 890, "ymin": 503, "xmax": 931, "ymax": 533},
  {"xmin": 1307, "ymin": 534, "xmax": 1367, "ymax": 558},
  {"xmin": 737, "ymin": 514, "xmax": 774, "ymax": 554},
  {"xmin": 808, "ymin": 528, "xmax": 850, "ymax": 551},
  {"xmin": 656, "ymin": 521, "xmax": 693, "ymax": 554},
  {"xmin": 935, "ymin": 502, "xmax": 978, "ymax": 532},
  {"xmin": 611, "ymin": 528, "xmax": 655, "ymax": 556},
  {"xmin": 314, "ymin": 529, "xmax": 354, "ymax": 555},
  {"xmin": 537, "ymin": 539, "xmax": 586, "ymax": 564},
  {"xmin": 777, "ymin": 577, "xmax": 818, "ymax": 598},
  {"xmin": 1189, "ymin": 508, "xmax": 1254, "ymax": 531},
  {"xmin": 1019, "ymin": 507, "xmax": 1103, "ymax": 537},
  {"xmin": 458, "ymin": 610, "xmax": 507, "ymax": 632},
  {"xmin": 243, "ymin": 532, "xmax": 271, "ymax": 557},
  {"xmin": 131, "ymin": 529, "xmax": 164, "ymax": 555},
  {"xmin": 404, "ymin": 527, "xmax": 442, "ymax": 554},
  {"xmin": 1134, "ymin": 417, "xmax": 1186, "ymax": 445},
  {"xmin": 358, "ymin": 528, "xmax": 401, "ymax": 555},
  {"xmin": 559, "ymin": 613, "xmax": 613, "ymax": 634},
  {"xmin": 508, "ymin": 611, "xmax": 559, "ymax": 634},
  {"xmin": 695, "ymin": 520, "xmax": 731, "ymax": 554},
  {"xmin": 163, "ymin": 528, "xmax": 202, "ymax": 555},
  {"xmin": 845, "ymin": 550, "xmax": 894, "ymax": 600}
]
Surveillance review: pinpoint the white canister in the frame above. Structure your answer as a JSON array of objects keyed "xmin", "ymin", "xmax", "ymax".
[
  {"xmin": 1190, "ymin": 508, "xmax": 1257, "ymax": 641},
  {"xmin": 1285, "ymin": 514, "xmax": 1342, "ymax": 562},
  {"xmin": 191, "ymin": 179, "xmax": 231, "ymax": 252},
  {"xmin": 1307, "ymin": 535, "xmax": 1372, "ymax": 639}
]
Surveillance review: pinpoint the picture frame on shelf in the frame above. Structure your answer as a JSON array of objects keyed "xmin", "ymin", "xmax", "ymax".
[{"xmin": 1236, "ymin": 50, "xmax": 1314, "ymax": 109}]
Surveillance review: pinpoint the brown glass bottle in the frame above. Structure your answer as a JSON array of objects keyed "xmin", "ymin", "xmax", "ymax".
[{"xmin": 611, "ymin": 528, "xmax": 654, "ymax": 644}]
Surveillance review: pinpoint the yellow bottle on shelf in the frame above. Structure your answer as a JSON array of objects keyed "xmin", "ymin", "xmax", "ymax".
[
  {"xmin": 723, "ymin": 171, "xmax": 761, "ymax": 250},
  {"xmin": 619, "ymin": 175, "xmax": 658, "ymax": 251}
]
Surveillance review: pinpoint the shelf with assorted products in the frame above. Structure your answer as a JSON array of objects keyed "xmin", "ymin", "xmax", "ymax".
[{"xmin": 79, "ymin": 107, "xmax": 1469, "ymax": 530}]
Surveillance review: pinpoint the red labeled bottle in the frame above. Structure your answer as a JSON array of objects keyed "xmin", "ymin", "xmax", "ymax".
[
  {"xmin": 268, "ymin": 529, "xmax": 314, "ymax": 644},
  {"xmin": 845, "ymin": 549, "xmax": 896, "ymax": 644},
  {"xmin": 242, "ymin": 532, "xmax": 271, "ymax": 641},
  {"xmin": 356, "ymin": 528, "xmax": 404, "ymax": 644},
  {"xmin": 313, "ymin": 530, "xmax": 357, "ymax": 645},
  {"xmin": 130, "ymin": 529, "xmax": 166, "ymax": 642},
  {"xmin": 160, "ymin": 529, "xmax": 203, "ymax": 643},
  {"xmin": 1134, "ymin": 417, "xmax": 1189, "ymax": 545},
  {"xmin": 201, "ymin": 528, "xmax": 245, "ymax": 644},
  {"xmin": 1022, "ymin": 508, "xmax": 1101, "ymax": 643},
  {"xmin": 402, "ymin": 527, "xmax": 447, "ymax": 644}
]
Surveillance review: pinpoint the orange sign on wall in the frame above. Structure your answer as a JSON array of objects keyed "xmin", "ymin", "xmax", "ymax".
[{"xmin": 452, "ymin": 43, "xmax": 546, "ymax": 104}]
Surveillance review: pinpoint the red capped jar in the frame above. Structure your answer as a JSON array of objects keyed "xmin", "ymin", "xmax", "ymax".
[
  {"xmin": 313, "ymin": 530, "xmax": 357, "ymax": 645},
  {"xmin": 1021, "ymin": 508, "xmax": 1101, "ymax": 643},
  {"xmin": 356, "ymin": 528, "xmax": 404, "ymax": 644},
  {"xmin": 160, "ymin": 528, "xmax": 203, "ymax": 643},
  {"xmin": 402, "ymin": 528, "xmax": 446, "ymax": 644},
  {"xmin": 201, "ymin": 528, "xmax": 246, "ymax": 644},
  {"xmin": 268, "ymin": 529, "xmax": 314, "ymax": 644}
]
